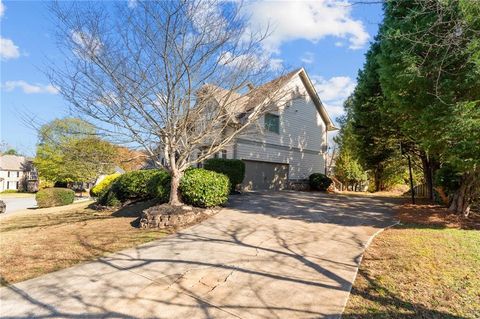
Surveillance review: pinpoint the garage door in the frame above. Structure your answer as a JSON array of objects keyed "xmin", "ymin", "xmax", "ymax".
[{"xmin": 242, "ymin": 160, "xmax": 289, "ymax": 191}]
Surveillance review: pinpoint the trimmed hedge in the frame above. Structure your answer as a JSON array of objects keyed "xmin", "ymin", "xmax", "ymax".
[
  {"xmin": 204, "ymin": 158, "xmax": 245, "ymax": 192},
  {"xmin": 180, "ymin": 168, "xmax": 230, "ymax": 208},
  {"xmin": 36, "ymin": 188, "xmax": 75, "ymax": 208},
  {"xmin": 309, "ymin": 173, "xmax": 333, "ymax": 191},
  {"xmin": 97, "ymin": 169, "xmax": 171, "ymax": 206},
  {"xmin": 90, "ymin": 173, "xmax": 121, "ymax": 197}
]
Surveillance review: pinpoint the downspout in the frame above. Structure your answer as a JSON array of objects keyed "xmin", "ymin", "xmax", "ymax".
[{"xmin": 324, "ymin": 126, "xmax": 328, "ymax": 175}]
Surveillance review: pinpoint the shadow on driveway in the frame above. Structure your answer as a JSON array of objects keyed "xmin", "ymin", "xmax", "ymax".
[{"xmin": 0, "ymin": 191, "xmax": 411, "ymax": 319}]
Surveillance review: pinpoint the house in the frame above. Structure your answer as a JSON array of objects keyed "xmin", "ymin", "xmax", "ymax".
[
  {"xmin": 197, "ymin": 68, "xmax": 338, "ymax": 190},
  {"xmin": 0, "ymin": 155, "xmax": 38, "ymax": 192}
]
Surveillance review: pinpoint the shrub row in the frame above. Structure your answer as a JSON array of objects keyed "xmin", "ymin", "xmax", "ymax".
[
  {"xmin": 36, "ymin": 188, "xmax": 75, "ymax": 208},
  {"xmin": 97, "ymin": 168, "xmax": 230, "ymax": 208},
  {"xmin": 309, "ymin": 173, "xmax": 333, "ymax": 191}
]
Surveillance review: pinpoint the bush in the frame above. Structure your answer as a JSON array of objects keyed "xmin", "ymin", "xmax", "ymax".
[
  {"xmin": 38, "ymin": 179, "xmax": 54, "ymax": 190},
  {"xmin": 204, "ymin": 158, "xmax": 245, "ymax": 192},
  {"xmin": 97, "ymin": 169, "xmax": 171, "ymax": 206},
  {"xmin": 146, "ymin": 170, "xmax": 171, "ymax": 202},
  {"xmin": 97, "ymin": 187, "xmax": 121, "ymax": 207},
  {"xmin": 309, "ymin": 173, "xmax": 333, "ymax": 191},
  {"xmin": 90, "ymin": 173, "xmax": 121, "ymax": 197},
  {"xmin": 36, "ymin": 188, "xmax": 75, "ymax": 208},
  {"xmin": 180, "ymin": 168, "xmax": 230, "ymax": 207}
]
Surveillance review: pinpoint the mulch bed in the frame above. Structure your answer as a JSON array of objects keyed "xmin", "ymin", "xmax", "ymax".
[{"xmin": 395, "ymin": 202, "xmax": 480, "ymax": 230}]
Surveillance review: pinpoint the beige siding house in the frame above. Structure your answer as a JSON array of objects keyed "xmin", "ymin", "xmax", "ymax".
[
  {"xmin": 199, "ymin": 68, "xmax": 337, "ymax": 190},
  {"xmin": 0, "ymin": 155, "xmax": 38, "ymax": 192}
]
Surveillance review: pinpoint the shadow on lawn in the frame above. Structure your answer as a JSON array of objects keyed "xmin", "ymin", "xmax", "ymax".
[{"xmin": 342, "ymin": 269, "xmax": 469, "ymax": 319}]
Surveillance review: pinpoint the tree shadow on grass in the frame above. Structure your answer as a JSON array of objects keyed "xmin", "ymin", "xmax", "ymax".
[{"xmin": 342, "ymin": 269, "xmax": 469, "ymax": 319}]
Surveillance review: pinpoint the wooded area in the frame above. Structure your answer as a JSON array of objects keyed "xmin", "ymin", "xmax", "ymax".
[{"xmin": 334, "ymin": 0, "xmax": 479, "ymax": 216}]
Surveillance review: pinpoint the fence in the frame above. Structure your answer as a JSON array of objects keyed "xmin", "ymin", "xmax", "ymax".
[{"xmin": 404, "ymin": 183, "xmax": 430, "ymax": 198}]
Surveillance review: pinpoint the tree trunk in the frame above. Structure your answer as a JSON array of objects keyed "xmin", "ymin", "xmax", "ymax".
[
  {"xmin": 420, "ymin": 152, "xmax": 440, "ymax": 201},
  {"xmin": 448, "ymin": 171, "xmax": 478, "ymax": 217},
  {"xmin": 169, "ymin": 170, "xmax": 182, "ymax": 206},
  {"xmin": 374, "ymin": 168, "xmax": 382, "ymax": 192}
]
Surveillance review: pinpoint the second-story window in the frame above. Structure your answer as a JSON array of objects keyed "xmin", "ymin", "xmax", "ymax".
[{"xmin": 265, "ymin": 113, "xmax": 280, "ymax": 134}]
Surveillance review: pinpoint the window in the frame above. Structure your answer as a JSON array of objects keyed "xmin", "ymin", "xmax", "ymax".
[
  {"xmin": 221, "ymin": 150, "xmax": 227, "ymax": 159},
  {"xmin": 17, "ymin": 171, "xmax": 20, "ymax": 178},
  {"xmin": 264, "ymin": 113, "xmax": 280, "ymax": 134},
  {"xmin": 7, "ymin": 171, "xmax": 10, "ymax": 178}
]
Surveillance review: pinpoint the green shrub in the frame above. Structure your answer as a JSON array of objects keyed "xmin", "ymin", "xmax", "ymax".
[
  {"xmin": 180, "ymin": 168, "xmax": 230, "ymax": 207},
  {"xmin": 97, "ymin": 187, "xmax": 121, "ymax": 207},
  {"xmin": 36, "ymin": 188, "xmax": 75, "ymax": 208},
  {"xmin": 146, "ymin": 170, "xmax": 171, "ymax": 202},
  {"xmin": 309, "ymin": 173, "xmax": 333, "ymax": 191},
  {"xmin": 90, "ymin": 173, "xmax": 121, "ymax": 197},
  {"xmin": 204, "ymin": 158, "xmax": 245, "ymax": 192},
  {"xmin": 97, "ymin": 169, "xmax": 171, "ymax": 206}
]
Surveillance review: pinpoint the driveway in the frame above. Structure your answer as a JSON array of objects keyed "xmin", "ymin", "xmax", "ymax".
[
  {"xmin": 0, "ymin": 192, "xmax": 398, "ymax": 318},
  {"xmin": 0, "ymin": 195, "xmax": 37, "ymax": 213}
]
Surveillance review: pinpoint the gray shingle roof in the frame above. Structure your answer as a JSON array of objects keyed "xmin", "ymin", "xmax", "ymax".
[{"xmin": 0, "ymin": 155, "xmax": 27, "ymax": 171}]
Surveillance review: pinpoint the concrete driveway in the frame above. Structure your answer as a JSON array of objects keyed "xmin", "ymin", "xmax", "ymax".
[
  {"xmin": 0, "ymin": 195, "xmax": 37, "ymax": 213},
  {"xmin": 0, "ymin": 191, "xmax": 398, "ymax": 318}
]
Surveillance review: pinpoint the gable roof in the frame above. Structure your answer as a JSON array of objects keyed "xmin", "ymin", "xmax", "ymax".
[
  {"xmin": 205, "ymin": 68, "xmax": 338, "ymax": 131},
  {"xmin": 0, "ymin": 155, "xmax": 27, "ymax": 171}
]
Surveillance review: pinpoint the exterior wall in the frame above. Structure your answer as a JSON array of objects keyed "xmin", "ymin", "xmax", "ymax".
[
  {"xmin": 234, "ymin": 73, "xmax": 327, "ymax": 179},
  {"xmin": 0, "ymin": 170, "xmax": 23, "ymax": 192},
  {"xmin": 235, "ymin": 141, "xmax": 324, "ymax": 180}
]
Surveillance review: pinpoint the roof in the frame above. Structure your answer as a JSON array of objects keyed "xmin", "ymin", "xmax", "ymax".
[
  {"xmin": 205, "ymin": 68, "xmax": 337, "ymax": 131},
  {"xmin": 0, "ymin": 155, "xmax": 27, "ymax": 171}
]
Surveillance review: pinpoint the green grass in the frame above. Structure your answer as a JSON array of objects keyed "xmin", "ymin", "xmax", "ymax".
[
  {"xmin": 0, "ymin": 189, "xmax": 19, "ymax": 194},
  {"xmin": 344, "ymin": 224, "xmax": 480, "ymax": 318}
]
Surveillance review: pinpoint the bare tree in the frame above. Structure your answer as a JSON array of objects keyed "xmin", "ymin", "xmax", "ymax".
[{"xmin": 48, "ymin": 0, "xmax": 288, "ymax": 205}]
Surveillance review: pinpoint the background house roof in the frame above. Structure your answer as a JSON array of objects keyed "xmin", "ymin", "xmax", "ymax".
[{"xmin": 0, "ymin": 155, "xmax": 27, "ymax": 171}]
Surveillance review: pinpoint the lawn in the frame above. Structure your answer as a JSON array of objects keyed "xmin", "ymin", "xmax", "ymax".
[
  {"xmin": 343, "ymin": 203, "xmax": 480, "ymax": 319},
  {"xmin": 0, "ymin": 200, "xmax": 167, "ymax": 285},
  {"xmin": 0, "ymin": 192, "xmax": 36, "ymax": 199}
]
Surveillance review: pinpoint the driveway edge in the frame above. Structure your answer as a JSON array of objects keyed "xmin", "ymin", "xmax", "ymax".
[{"xmin": 338, "ymin": 220, "xmax": 401, "ymax": 318}]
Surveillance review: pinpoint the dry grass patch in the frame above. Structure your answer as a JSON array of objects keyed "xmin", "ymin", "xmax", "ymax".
[
  {"xmin": 344, "ymin": 203, "xmax": 480, "ymax": 319},
  {"xmin": 0, "ymin": 201, "xmax": 167, "ymax": 285}
]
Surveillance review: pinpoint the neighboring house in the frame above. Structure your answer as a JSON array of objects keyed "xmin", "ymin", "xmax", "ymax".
[
  {"xmin": 163, "ymin": 68, "xmax": 337, "ymax": 190},
  {"xmin": 0, "ymin": 155, "xmax": 38, "ymax": 192}
]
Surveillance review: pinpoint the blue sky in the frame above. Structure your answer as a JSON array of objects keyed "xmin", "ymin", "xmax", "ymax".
[{"xmin": 0, "ymin": 0, "xmax": 383, "ymax": 156}]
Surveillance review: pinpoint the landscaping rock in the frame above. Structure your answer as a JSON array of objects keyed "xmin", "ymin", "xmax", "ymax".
[{"xmin": 139, "ymin": 204, "xmax": 216, "ymax": 229}]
